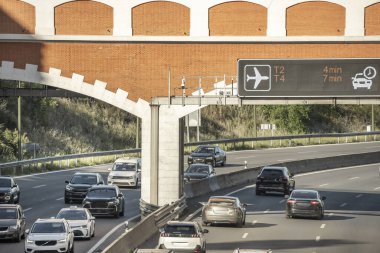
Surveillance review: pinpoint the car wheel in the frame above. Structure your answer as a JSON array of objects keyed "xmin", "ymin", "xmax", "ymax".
[
  {"xmin": 64, "ymin": 197, "xmax": 69, "ymax": 204},
  {"xmin": 212, "ymin": 159, "xmax": 216, "ymax": 167},
  {"xmin": 202, "ymin": 221, "xmax": 208, "ymax": 226},
  {"xmin": 221, "ymin": 157, "xmax": 226, "ymax": 166},
  {"xmin": 236, "ymin": 220, "xmax": 243, "ymax": 228},
  {"xmin": 15, "ymin": 193, "xmax": 20, "ymax": 204},
  {"xmin": 284, "ymin": 188, "xmax": 290, "ymax": 196},
  {"xmin": 70, "ymin": 243, "xmax": 74, "ymax": 253},
  {"xmin": 255, "ymin": 188, "xmax": 261, "ymax": 195},
  {"xmin": 134, "ymin": 179, "xmax": 139, "ymax": 189},
  {"xmin": 91, "ymin": 225, "xmax": 95, "ymax": 237},
  {"xmin": 14, "ymin": 232, "xmax": 21, "ymax": 242},
  {"xmin": 119, "ymin": 202, "xmax": 125, "ymax": 217},
  {"xmin": 286, "ymin": 214, "xmax": 292, "ymax": 219}
]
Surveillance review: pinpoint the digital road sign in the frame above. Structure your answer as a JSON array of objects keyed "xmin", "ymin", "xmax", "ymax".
[{"xmin": 237, "ymin": 59, "xmax": 380, "ymax": 97}]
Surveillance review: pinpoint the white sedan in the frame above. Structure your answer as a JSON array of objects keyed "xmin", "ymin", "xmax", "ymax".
[{"xmin": 56, "ymin": 206, "xmax": 95, "ymax": 239}]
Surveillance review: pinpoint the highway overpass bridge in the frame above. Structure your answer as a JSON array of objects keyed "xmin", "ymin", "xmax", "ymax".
[{"xmin": 1, "ymin": 0, "xmax": 380, "ymax": 209}]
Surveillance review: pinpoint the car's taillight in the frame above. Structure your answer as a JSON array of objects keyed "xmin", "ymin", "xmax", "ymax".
[
  {"xmin": 310, "ymin": 201, "xmax": 319, "ymax": 205},
  {"xmin": 287, "ymin": 199, "xmax": 296, "ymax": 204},
  {"xmin": 160, "ymin": 232, "xmax": 170, "ymax": 237}
]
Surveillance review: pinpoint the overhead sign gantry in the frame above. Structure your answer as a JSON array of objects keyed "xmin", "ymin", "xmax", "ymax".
[{"xmin": 238, "ymin": 58, "xmax": 380, "ymax": 97}]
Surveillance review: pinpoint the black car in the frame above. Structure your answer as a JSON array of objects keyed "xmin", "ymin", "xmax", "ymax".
[
  {"xmin": 256, "ymin": 166, "xmax": 295, "ymax": 196},
  {"xmin": 65, "ymin": 172, "xmax": 105, "ymax": 204},
  {"xmin": 82, "ymin": 185, "xmax": 124, "ymax": 218},
  {"xmin": 187, "ymin": 145, "xmax": 226, "ymax": 167},
  {"xmin": 0, "ymin": 204, "xmax": 26, "ymax": 242},
  {"xmin": 286, "ymin": 189, "xmax": 326, "ymax": 219},
  {"xmin": 0, "ymin": 176, "xmax": 20, "ymax": 204},
  {"xmin": 184, "ymin": 164, "xmax": 215, "ymax": 183}
]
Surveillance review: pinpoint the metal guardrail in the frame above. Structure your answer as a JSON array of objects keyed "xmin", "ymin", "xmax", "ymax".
[
  {"xmin": 0, "ymin": 148, "xmax": 141, "ymax": 175},
  {"xmin": 1, "ymin": 131, "xmax": 379, "ymax": 174},
  {"xmin": 185, "ymin": 131, "xmax": 380, "ymax": 147}
]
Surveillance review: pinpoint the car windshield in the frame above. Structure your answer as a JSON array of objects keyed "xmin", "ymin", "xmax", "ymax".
[
  {"xmin": 194, "ymin": 147, "xmax": 214, "ymax": 154},
  {"xmin": 291, "ymin": 191, "xmax": 318, "ymax": 199},
  {"xmin": 186, "ymin": 165, "xmax": 209, "ymax": 174},
  {"xmin": 261, "ymin": 169, "xmax": 284, "ymax": 177},
  {"xmin": 70, "ymin": 175, "xmax": 97, "ymax": 185},
  {"xmin": 57, "ymin": 210, "xmax": 87, "ymax": 220},
  {"xmin": 87, "ymin": 188, "xmax": 116, "ymax": 198},
  {"xmin": 164, "ymin": 225, "xmax": 196, "ymax": 236},
  {"xmin": 0, "ymin": 178, "xmax": 11, "ymax": 187},
  {"xmin": 208, "ymin": 198, "xmax": 236, "ymax": 206},
  {"xmin": 0, "ymin": 208, "xmax": 17, "ymax": 219},
  {"xmin": 112, "ymin": 162, "xmax": 136, "ymax": 171},
  {"xmin": 31, "ymin": 222, "xmax": 66, "ymax": 233}
]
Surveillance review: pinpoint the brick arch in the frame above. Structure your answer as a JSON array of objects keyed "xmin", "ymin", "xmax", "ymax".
[
  {"xmin": 209, "ymin": 1, "xmax": 267, "ymax": 36},
  {"xmin": 286, "ymin": 1, "xmax": 345, "ymax": 36},
  {"xmin": 365, "ymin": 3, "xmax": 380, "ymax": 35},
  {"xmin": 0, "ymin": 0, "xmax": 35, "ymax": 34},
  {"xmin": 54, "ymin": 0, "xmax": 113, "ymax": 35},
  {"xmin": 132, "ymin": 1, "xmax": 190, "ymax": 36}
]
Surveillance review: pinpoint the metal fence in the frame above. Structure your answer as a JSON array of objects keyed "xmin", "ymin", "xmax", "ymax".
[{"xmin": 1, "ymin": 131, "xmax": 380, "ymax": 175}]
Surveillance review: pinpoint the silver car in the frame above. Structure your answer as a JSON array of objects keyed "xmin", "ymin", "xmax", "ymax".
[
  {"xmin": 56, "ymin": 206, "xmax": 95, "ymax": 239},
  {"xmin": 158, "ymin": 221, "xmax": 208, "ymax": 253},
  {"xmin": 202, "ymin": 196, "xmax": 247, "ymax": 227},
  {"xmin": 108, "ymin": 157, "xmax": 141, "ymax": 189}
]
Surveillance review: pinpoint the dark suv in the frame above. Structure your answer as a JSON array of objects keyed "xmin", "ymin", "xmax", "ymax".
[
  {"xmin": 188, "ymin": 145, "xmax": 226, "ymax": 167},
  {"xmin": 65, "ymin": 172, "xmax": 105, "ymax": 204},
  {"xmin": 0, "ymin": 176, "xmax": 20, "ymax": 204},
  {"xmin": 256, "ymin": 166, "xmax": 295, "ymax": 196},
  {"xmin": 0, "ymin": 204, "xmax": 26, "ymax": 242},
  {"xmin": 82, "ymin": 185, "xmax": 125, "ymax": 218}
]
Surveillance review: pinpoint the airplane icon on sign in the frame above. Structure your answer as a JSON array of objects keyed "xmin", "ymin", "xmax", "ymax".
[{"xmin": 246, "ymin": 67, "xmax": 269, "ymax": 89}]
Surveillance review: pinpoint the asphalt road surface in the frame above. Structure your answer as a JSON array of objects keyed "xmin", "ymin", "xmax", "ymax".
[
  {"xmin": 1, "ymin": 141, "xmax": 380, "ymax": 253},
  {"xmin": 191, "ymin": 163, "xmax": 380, "ymax": 253}
]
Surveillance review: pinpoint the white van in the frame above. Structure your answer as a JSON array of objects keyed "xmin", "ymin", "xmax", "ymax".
[{"xmin": 107, "ymin": 157, "xmax": 141, "ymax": 188}]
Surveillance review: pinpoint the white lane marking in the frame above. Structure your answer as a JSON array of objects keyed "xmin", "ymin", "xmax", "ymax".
[
  {"xmin": 87, "ymin": 214, "xmax": 140, "ymax": 253},
  {"xmin": 56, "ymin": 197, "xmax": 64, "ymax": 201},
  {"xmin": 264, "ymin": 209, "xmax": 270, "ymax": 213},
  {"xmin": 320, "ymin": 224, "xmax": 326, "ymax": 229},
  {"xmin": 374, "ymin": 187, "xmax": 380, "ymax": 190},
  {"xmin": 33, "ymin": 184, "xmax": 46, "ymax": 189},
  {"xmin": 328, "ymin": 213, "xmax": 334, "ymax": 217},
  {"xmin": 365, "ymin": 146, "xmax": 380, "ymax": 149},
  {"xmin": 298, "ymin": 151, "xmax": 317, "ymax": 154},
  {"xmin": 316, "ymin": 236, "xmax": 321, "ymax": 242},
  {"xmin": 236, "ymin": 156, "xmax": 254, "ymax": 159},
  {"xmin": 252, "ymin": 220, "xmax": 258, "ymax": 225},
  {"xmin": 356, "ymin": 194, "xmax": 363, "ymax": 198},
  {"xmin": 349, "ymin": 177, "xmax": 360, "ymax": 180},
  {"xmin": 242, "ymin": 233, "xmax": 248, "ymax": 239},
  {"xmin": 24, "ymin": 208, "xmax": 32, "ymax": 212},
  {"xmin": 319, "ymin": 183, "xmax": 329, "ymax": 187},
  {"xmin": 340, "ymin": 203, "xmax": 347, "ymax": 207},
  {"xmin": 295, "ymin": 163, "xmax": 380, "ymax": 178},
  {"xmin": 277, "ymin": 159, "xmax": 293, "ymax": 162},
  {"xmin": 279, "ymin": 199, "xmax": 286, "ymax": 204}
]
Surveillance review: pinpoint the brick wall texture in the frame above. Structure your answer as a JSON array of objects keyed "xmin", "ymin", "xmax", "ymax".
[
  {"xmin": 286, "ymin": 2, "xmax": 345, "ymax": 36},
  {"xmin": 0, "ymin": 0, "xmax": 35, "ymax": 34},
  {"xmin": 1, "ymin": 42, "xmax": 380, "ymax": 101},
  {"xmin": 365, "ymin": 3, "xmax": 380, "ymax": 35},
  {"xmin": 209, "ymin": 2, "xmax": 267, "ymax": 36},
  {"xmin": 132, "ymin": 1, "xmax": 190, "ymax": 36},
  {"xmin": 54, "ymin": 1, "xmax": 113, "ymax": 35}
]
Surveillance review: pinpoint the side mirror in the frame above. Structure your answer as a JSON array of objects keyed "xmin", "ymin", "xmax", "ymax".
[
  {"xmin": 118, "ymin": 193, "xmax": 123, "ymax": 198},
  {"xmin": 90, "ymin": 217, "xmax": 95, "ymax": 220},
  {"xmin": 65, "ymin": 180, "xmax": 69, "ymax": 184},
  {"xmin": 203, "ymin": 229, "xmax": 209, "ymax": 233},
  {"xmin": 25, "ymin": 229, "xmax": 30, "ymax": 234},
  {"xmin": 322, "ymin": 196, "xmax": 327, "ymax": 200},
  {"xmin": 242, "ymin": 203, "xmax": 248, "ymax": 208},
  {"xmin": 22, "ymin": 215, "xmax": 26, "ymax": 220}
]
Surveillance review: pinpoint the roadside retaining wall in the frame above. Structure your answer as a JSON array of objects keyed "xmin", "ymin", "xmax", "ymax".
[{"xmin": 184, "ymin": 151, "xmax": 380, "ymax": 198}]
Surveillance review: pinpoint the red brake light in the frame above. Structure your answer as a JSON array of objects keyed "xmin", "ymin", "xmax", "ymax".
[
  {"xmin": 160, "ymin": 232, "xmax": 169, "ymax": 237},
  {"xmin": 287, "ymin": 199, "xmax": 296, "ymax": 204},
  {"xmin": 310, "ymin": 201, "xmax": 319, "ymax": 205}
]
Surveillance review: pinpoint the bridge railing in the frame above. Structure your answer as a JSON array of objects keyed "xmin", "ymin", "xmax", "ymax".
[{"xmin": 1, "ymin": 131, "xmax": 379, "ymax": 175}]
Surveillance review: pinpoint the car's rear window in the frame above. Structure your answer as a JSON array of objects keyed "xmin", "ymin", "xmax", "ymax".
[
  {"xmin": 57, "ymin": 210, "xmax": 87, "ymax": 220},
  {"xmin": 163, "ymin": 225, "xmax": 196, "ymax": 236},
  {"xmin": 291, "ymin": 191, "xmax": 317, "ymax": 199},
  {"xmin": 261, "ymin": 169, "xmax": 284, "ymax": 177},
  {"xmin": 208, "ymin": 198, "xmax": 236, "ymax": 206}
]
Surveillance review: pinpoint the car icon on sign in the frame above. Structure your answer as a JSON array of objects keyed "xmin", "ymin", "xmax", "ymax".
[{"xmin": 352, "ymin": 73, "xmax": 372, "ymax": 89}]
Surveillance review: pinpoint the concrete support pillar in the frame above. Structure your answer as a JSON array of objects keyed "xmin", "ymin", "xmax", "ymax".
[
  {"xmin": 150, "ymin": 105, "xmax": 159, "ymax": 205},
  {"xmin": 140, "ymin": 115, "xmax": 151, "ymax": 204}
]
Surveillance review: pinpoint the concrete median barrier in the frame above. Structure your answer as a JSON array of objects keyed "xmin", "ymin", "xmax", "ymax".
[{"xmin": 185, "ymin": 151, "xmax": 380, "ymax": 198}]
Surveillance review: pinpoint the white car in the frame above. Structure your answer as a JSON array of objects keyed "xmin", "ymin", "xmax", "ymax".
[
  {"xmin": 107, "ymin": 157, "xmax": 141, "ymax": 188},
  {"xmin": 56, "ymin": 206, "xmax": 95, "ymax": 239},
  {"xmin": 25, "ymin": 218, "xmax": 74, "ymax": 253},
  {"xmin": 158, "ymin": 221, "xmax": 208, "ymax": 253}
]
